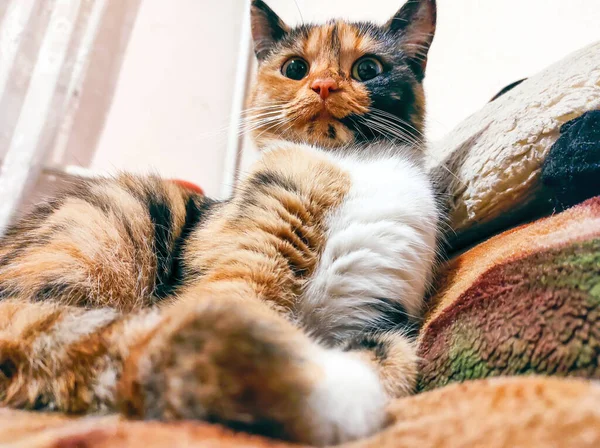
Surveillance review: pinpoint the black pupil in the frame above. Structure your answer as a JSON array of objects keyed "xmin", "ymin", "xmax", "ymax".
[
  {"xmin": 285, "ymin": 59, "xmax": 308, "ymax": 80},
  {"xmin": 358, "ymin": 59, "xmax": 379, "ymax": 80}
]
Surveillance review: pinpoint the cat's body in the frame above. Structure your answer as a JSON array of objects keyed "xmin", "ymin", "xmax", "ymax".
[{"xmin": 0, "ymin": 1, "xmax": 439, "ymax": 445}]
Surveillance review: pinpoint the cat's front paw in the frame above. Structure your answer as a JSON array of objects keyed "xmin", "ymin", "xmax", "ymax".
[
  {"xmin": 117, "ymin": 301, "xmax": 388, "ymax": 445},
  {"xmin": 305, "ymin": 350, "xmax": 388, "ymax": 445}
]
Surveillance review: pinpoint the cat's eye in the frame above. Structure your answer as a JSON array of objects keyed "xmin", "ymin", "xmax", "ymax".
[
  {"xmin": 281, "ymin": 57, "xmax": 309, "ymax": 80},
  {"xmin": 352, "ymin": 57, "xmax": 383, "ymax": 82}
]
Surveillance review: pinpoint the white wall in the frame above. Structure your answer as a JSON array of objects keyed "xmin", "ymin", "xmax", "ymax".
[
  {"xmin": 90, "ymin": 0, "xmax": 244, "ymax": 196},
  {"xmin": 87, "ymin": 0, "xmax": 600, "ymax": 197}
]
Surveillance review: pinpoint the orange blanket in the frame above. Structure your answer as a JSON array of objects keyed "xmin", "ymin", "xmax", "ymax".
[{"xmin": 3, "ymin": 377, "xmax": 600, "ymax": 447}]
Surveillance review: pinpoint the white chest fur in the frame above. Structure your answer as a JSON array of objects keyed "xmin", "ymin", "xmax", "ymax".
[{"xmin": 299, "ymin": 146, "xmax": 439, "ymax": 344}]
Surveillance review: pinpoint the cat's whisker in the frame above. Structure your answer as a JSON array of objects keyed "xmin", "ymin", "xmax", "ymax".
[
  {"xmin": 361, "ymin": 117, "xmax": 422, "ymax": 148},
  {"xmin": 241, "ymin": 111, "xmax": 285, "ymax": 123},
  {"xmin": 291, "ymin": 0, "xmax": 305, "ymax": 24},
  {"xmin": 277, "ymin": 116, "xmax": 297, "ymax": 139},
  {"xmin": 368, "ymin": 108, "xmax": 425, "ymax": 139},
  {"xmin": 236, "ymin": 117, "xmax": 286, "ymax": 138},
  {"xmin": 240, "ymin": 109, "xmax": 286, "ymax": 123},
  {"xmin": 369, "ymin": 109, "xmax": 424, "ymax": 135},
  {"xmin": 365, "ymin": 113, "xmax": 423, "ymax": 140},
  {"xmin": 252, "ymin": 116, "xmax": 291, "ymax": 141},
  {"xmin": 365, "ymin": 110, "xmax": 466, "ymax": 187},
  {"xmin": 433, "ymin": 163, "xmax": 468, "ymax": 189},
  {"xmin": 238, "ymin": 117, "xmax": 281, "ymax": 132},
  {"xmin": 365, "ymin": 115, "xmax": 422, "ymax": 142},
  {"xmin": 355, "ymin": 117, "xmax": 396, "ymax": 146},
  {"xmin": 348, "ymin": 117, "xmax": 370, "ymax": 143},
  {"xmin": 193, "ymin": 109, "xmax": 287, "ymax": 141},
  {"xmin": 241, "ymin": 103, "xmax": 289, "ymax": 115}
]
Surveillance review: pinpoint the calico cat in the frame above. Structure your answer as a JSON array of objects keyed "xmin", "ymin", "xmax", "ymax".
[{"xmin": 0, "ymin": 0, "xmax": 438, "ymax": 445}]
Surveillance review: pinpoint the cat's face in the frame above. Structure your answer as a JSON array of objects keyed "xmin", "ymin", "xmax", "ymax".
[{"xmin": 248, "ymin": 0, "xmax": 436, "ymax": 149}]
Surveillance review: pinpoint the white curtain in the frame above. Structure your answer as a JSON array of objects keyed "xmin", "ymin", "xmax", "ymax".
[{"xmin": 0, "ymin": 0, "xmax": 140, "ymax": 232}]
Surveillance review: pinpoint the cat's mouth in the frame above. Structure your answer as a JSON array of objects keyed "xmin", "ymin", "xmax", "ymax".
[
  {"xmin": 302, "ymin": 113, "xmax": 353, "ymax": 147},
  {"xmin": 251, "ymin": 98, "xmax": 362, "ymax": 148}
]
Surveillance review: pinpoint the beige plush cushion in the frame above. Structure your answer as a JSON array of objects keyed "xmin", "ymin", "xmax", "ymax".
[{"xmin": 429, "ymin": 41, "xmax": 600, "ymax": 245}]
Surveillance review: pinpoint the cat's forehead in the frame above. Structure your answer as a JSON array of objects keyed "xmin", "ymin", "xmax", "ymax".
[
  {"xmin": 283, "ymin": 21, "xmax": 386, "ymax": 62},
  {"xmin": 305, "ymin": 22, "xmax": 376, "ymax": 58}
]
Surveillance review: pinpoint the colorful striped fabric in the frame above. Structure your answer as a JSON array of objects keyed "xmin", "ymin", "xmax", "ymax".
[{"xmin": 419, "ymin": 197, "xmax": 600, "ymax": 391}]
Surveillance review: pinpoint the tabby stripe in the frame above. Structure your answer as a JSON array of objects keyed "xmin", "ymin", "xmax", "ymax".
[
  {"xmin": 147, "ymin": 194, "xmax": 174, "ymax": 288},
  {"xmin": 248, "ymin": 170, "xmax": 301, "ymax": 194},
  {"xmin": 343, "ymin": 335, "xmax": 389, "ymax": 361},
  {"xmin": 153, "ymin": 195, "xmax": 218, "ymax": 299},
  {"xmin": 329, "ymin": 23, "xmax": 341, "ymax": 62},
  {"xmin": 327, "ymin": 124, "xmax": 337, "ymax": 140},
  {"xmin": 366, "ymin": 297, "xmax": 413, "ymax": 333}
]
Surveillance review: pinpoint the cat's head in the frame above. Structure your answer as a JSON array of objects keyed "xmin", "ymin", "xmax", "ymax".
[{"xmin": 247, "ymin": 0, "xmax": 436, "ymax": 149}]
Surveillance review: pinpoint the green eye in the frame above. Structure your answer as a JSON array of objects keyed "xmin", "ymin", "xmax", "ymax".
[
  {"xmin": 282, "ymin": 57, "xmax": 309, "ymax": 80},
  {"xmin": 352, "ymin": 57, "xmax": 383, "ymax": 82}
]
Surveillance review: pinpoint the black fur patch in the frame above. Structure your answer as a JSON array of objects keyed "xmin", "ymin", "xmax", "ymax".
[
  {"xmin": 343, "ymin": 335, "xmax": 389, "ymax": 361},
  {"xmin": 239, "ymin": 170, "xmax": 301, "ymax": 213},
  {"xmin": 330, "ymin": 22, "xmax": 341, "ymax": 61},
  {"xmin": 33, "ymin": 282, "xmax": 70, "ymax": 302},
  {"xmin": 366, "ymin": 298, "xmax": 419, "ymax": 338},
  {"xmin": 0, "ymin": 357, "xmax": 16, "ymax": 380},
  {"xmin": 248, "ymin": 170, "xmax": 300, "ymax": 193},
  {"xmin": 327, "ymin": 124, "xmax": 337, "ymax": 140},
  {"xmin": 153, "ymin": 195, "xmax": 218, "ymax": 300},
  {"xmin": 147, "ymin": 195, "xmax": 174, "ymax": 294}
]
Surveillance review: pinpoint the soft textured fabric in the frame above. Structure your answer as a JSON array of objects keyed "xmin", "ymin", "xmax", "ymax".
[
  {"xmin": 2, "ymin": 377, "xmax": 600, "ymax": 448},
  {"xmin": 418, "ymin": 197, "xmax": 600, "ymax": 391},
  {"xmin": 429, "ymin": 41, "xmax": 600, "ymax": 249}
]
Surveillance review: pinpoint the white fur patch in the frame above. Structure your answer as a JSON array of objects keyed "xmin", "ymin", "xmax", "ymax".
[
  {"xmin": 305, "ymin": 348, "xmax": 388, "ymax": 445},
  {"xmin": 31, "ymin": 308, "xmax": 119, "ymax": 356},
  {"xmin": 300, "ymin": 145, "xmax": 439, "ymax": 343},
  {"xmin": 93, "ymin": 360, "xmax": 119, "ymax": 409}
]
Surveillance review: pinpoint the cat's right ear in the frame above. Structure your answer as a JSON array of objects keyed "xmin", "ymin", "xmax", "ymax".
[
  {"xmin": 385, "ymin": 0, "xmax": 436, "ymax": 77},
  {"xmin": 251, "ymin": 0, "xmax": 290, "ymax": 61}
]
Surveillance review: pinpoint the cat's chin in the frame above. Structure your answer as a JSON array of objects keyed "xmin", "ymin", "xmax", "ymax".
[
  {"xmin": 302, "ymin": 117, "xmax": 356, "ymax": 148},
  {"xmin": 253, "ymin": 121, "xmax": 355, "ymax": 150}
]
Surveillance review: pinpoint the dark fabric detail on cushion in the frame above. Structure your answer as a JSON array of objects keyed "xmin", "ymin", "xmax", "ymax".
[{"xmin": 542, "ymin": 110, "xmax": 600, "ymax": 210}]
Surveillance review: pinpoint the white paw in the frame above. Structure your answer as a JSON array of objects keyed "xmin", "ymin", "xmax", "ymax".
[{"xmin": 305, "ymin": 349, "xmax": 388, "ymax": 446}]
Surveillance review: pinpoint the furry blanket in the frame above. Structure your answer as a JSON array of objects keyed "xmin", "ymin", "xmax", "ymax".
[
  {"xmin": 4, "ymin": 377, "xmax": 600, "ymax": 447},
  {"xmin": 419, "ymin": 197, "xmax": 600, "ymax": 391}
]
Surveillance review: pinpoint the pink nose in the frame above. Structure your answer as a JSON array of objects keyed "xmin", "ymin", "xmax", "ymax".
[{"xmin": 311, "ymin": 78, "xmax": 338, "ymax": 100}]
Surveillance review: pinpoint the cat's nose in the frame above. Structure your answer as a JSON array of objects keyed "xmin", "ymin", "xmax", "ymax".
[{"xmin": 311, "ymin": 78, "xmax": 338, "ymax": 100}]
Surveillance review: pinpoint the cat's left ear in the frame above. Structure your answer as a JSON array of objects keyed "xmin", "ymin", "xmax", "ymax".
[
  {"xmin": 251, "ymin": 0, "xmax": 290, "ymax": 61},
  {"xmin": 385, "ymin": 0, "xmax": 436, "ymax": 77}
]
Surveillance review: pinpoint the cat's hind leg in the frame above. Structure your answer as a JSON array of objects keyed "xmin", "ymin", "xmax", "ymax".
[{"xmin": 0, "ymin": 174, "xmax": 215, "ymax": 310}]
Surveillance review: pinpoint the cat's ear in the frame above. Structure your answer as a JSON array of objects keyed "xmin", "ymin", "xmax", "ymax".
[
  {"xmin": 251, "ymin": 0, "xmax": 290, "ymax": 61},
  {"xmin": 385, "ymin": 0, "xmax": 436, "ymax": 76}
]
